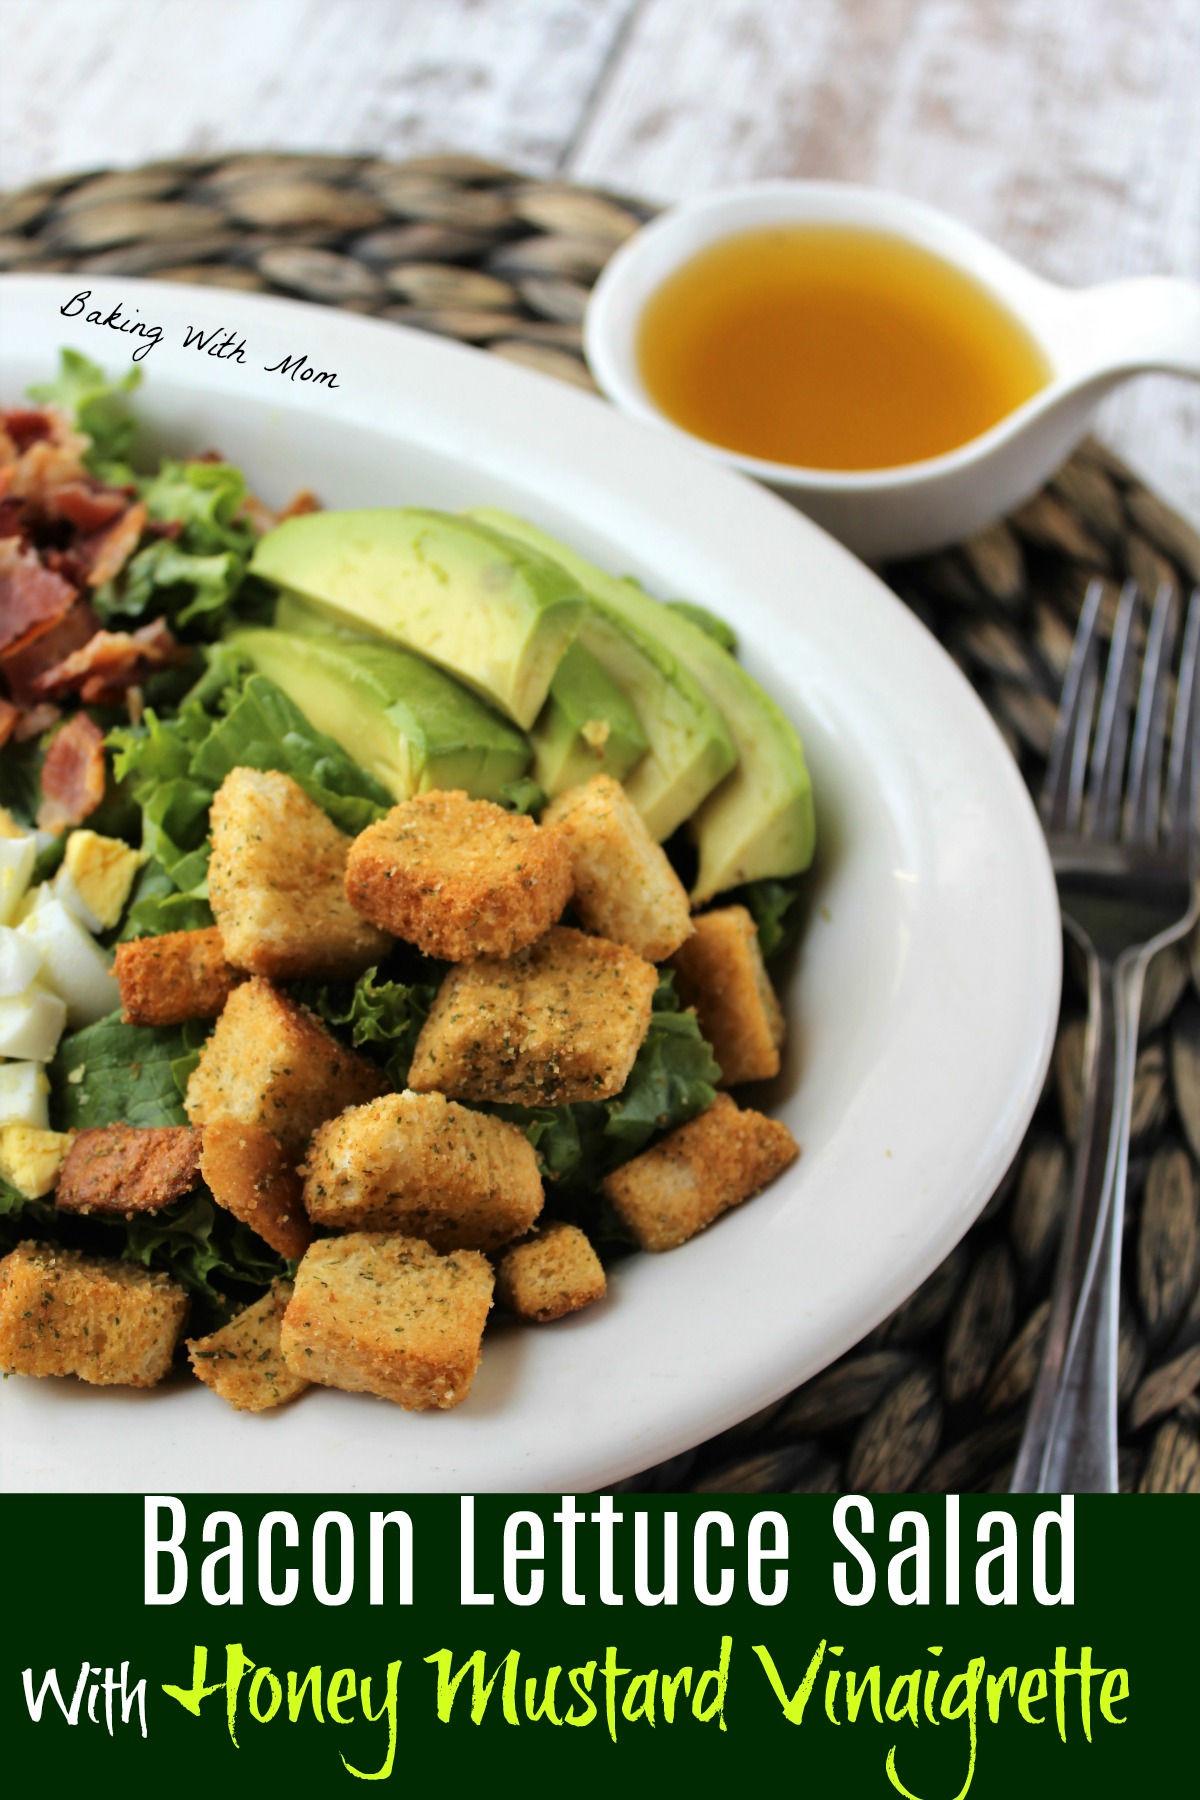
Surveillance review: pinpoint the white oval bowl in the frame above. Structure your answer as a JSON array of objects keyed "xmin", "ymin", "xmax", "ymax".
[
  {"xmin": 0, "ymin": 274, "xmax": 1060, "ymax": 1493},
  {"xmin": 585, "ymin": 181, "xmax": 1200, "ymax": 561}
]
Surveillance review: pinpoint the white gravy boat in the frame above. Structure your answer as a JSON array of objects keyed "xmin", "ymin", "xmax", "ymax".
[{"xmin": 584, "ymin": 182, "xmax": 1200, "ymax": 562}]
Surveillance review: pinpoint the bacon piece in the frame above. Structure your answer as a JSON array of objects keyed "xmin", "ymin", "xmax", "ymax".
[
  {"xmin": 36, "ymin": 711, "xmax": 106, "ymax": 833},
  {"xmin": 1, "ymin": 408, "xmax": 55, "ymax": 454},
  {"xmin": 0, "ymin": 539, "xmax": 77, "ymax": 653},
  {"xmin": 5, "ymin": 430, "xmax": 91, "ymax": 508},
  {"xmin": 55, "ymin": 1124, "xmax": 203, "ymax": 1215},
  {"xmin": 13, "ymin": 702, "xmax": 61, "ymax": 742},
  {"xmin": 32, "ymin": 616, "xmax": 186, "ymax": 706},
  {"xmin": 1, "ymin": 599, "xmax": 99, "ymax": 704},
  {"xmin": 278, "ymin": 489, "xmax": 321, "ymax": 522},
  {"xmin": 0, "ymin": 696, "xmax": 16, "ymax": 747},
  {"xmin": 85, "ymin": 499, "xmax": 146, "ymax": 588},
  {"xmin": 50, "ymin": 482, "xmax": 130, "ymax": 534}
]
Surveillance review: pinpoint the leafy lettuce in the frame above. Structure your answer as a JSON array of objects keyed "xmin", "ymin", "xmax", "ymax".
[
  {"xmin": 739, "ymin": 876, "xmax": 806, "ymax": 961},
  {"xmin": 28, "ymin": 348, "xmax": 141, "ymax": 475},
  {"xmin": 51, "ymin": 1014, "xmax": 210, "ymax": 1130},
  {"xmin": 96, "ymin": 459, "xmax": 256, "ymax": 633},
  {"xmin": 302, "ymin": 965, "xmax": 439, "ymax": 1089}
]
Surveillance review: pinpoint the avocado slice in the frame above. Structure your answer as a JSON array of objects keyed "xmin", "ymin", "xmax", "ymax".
[
  {"xmin": 532, "ymin": 639, "xmax": 649, "ymax": 794},
  {"xmin": 473, "ymin": 511, "xmax": 815, "ymax": 901},
  {"xmin": 248, "ymin": 509, "xmax": 585, "ymax": 729},
  {"xmin": 468, "ymin": 513, "xmax": 736, "ymax": 841},
  {"xmin": 226, "ymin": 625, "xmax": 531, "ymax": 803}
]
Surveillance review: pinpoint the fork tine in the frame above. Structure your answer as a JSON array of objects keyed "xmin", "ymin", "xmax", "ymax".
[
  {"xmin": 1165, "ymin": 587, "xmax": 1200, "ymax": 858},
  {"xmin": 1125, "ymin": 583, "xmax": 1178, "ymax": 845},
  {"xmin": 1087, "ymin": 580, "xmax": 1140, "ymax": 839},
  {"xmin": 1042, "ymin": 578, "xmax": 1104, "ymax": 834}
]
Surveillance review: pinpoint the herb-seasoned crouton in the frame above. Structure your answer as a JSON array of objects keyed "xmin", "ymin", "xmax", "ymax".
[
  {"xmin": 184, "ymin": 977, "xmax": 385, "ymax": 1157},
  {"xmin": 496, "ymin": 1221, "xmax": 606, "ymax": 1321},
  {"xmin": 55, "ymin": 1123, "xmax": 202, "ymax": 1216},
  {"xmin": 281, "ymin": 1232, "xmax": 493, "ymax": 1410},
  {"xmin": 543, "ymin": 775, "xmax": 692, "ymax": 961},
  {"xmin": 408, "ymin": 925, "xmax": 657, "ymax": 1105},
  {"xmin": 115, "ymin": 926, "xmax": 242, "ymax": 1027},
  {"xmin": 602, "ymin": 1092, "xmax": 798, "ymax": 1251},
  {"xmin": 200, "ymin": 1119, "xmax": 312, "ymax": 1259},
  {"xmin": 209, "ymin": 767, "xmax": 389, "ymax": 980},
  {"xmin": 187, "ymin": 1281, "xmax": 308, "ymax": 1412},
  {"xmin": 669, "ymin": 905, "xmax": 785, "ymax": 1085},
  {"xmin": 344, "ymin": 789, "xmax": 572, "ymax": 961},
  {"xmin": 304, "ymin": 1090, "xmax": 543, "ymax": 1251},
  {"xmin": 0, "ymin": 1242, "xmax": 188, "ymax": 1386},
  {"xmin": 0, "ymin": 1124, "xmax": 72, "ymax": 1199}
]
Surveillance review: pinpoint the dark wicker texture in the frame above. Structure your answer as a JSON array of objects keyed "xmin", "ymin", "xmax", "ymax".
[{"xmin": 3, "ymin": 153, "xmax": 1200, "ymax": 1494}]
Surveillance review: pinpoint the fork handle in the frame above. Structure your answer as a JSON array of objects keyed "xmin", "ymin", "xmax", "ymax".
[
  {"xmin": 1010, "ymin": 943, "xmax": 1139, "ymax": 1492},
  {"xmin": 1036, "ymin": 956, "xmax": 1144, "ymax": 1491}
]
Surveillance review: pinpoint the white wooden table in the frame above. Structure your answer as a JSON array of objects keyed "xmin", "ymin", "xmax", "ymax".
[{"xmin": 2, "ymin": 0, "xmax": 1197, "ymax": 523}]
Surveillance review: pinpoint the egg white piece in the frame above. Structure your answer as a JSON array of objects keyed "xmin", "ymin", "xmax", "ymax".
[
  {"xmin": 53, "ymin": 865, "xmax": 105, "ymax": 934},
  {"xmin": 0, "ymin": 1061, "xmax": 50, "ymax": 1131},
  {"xmin": 16, "ymin": 895, "xmax": 119, "ymax": 1026},
  {"xmin": 0, "ymin": 925, "xmax": 42, "ymax": 999},
  {"xmin": 0, "ymin": 836, "xmax": 38, "ymax": 927},
  {"xmin": 0, "ymin": 986, "xmax": 69, "ymax": 1062}
]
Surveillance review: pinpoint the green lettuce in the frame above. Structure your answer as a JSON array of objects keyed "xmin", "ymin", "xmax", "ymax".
[
  {"xmin": 51, "ymin": 1014, "xmax": 210, "ymax": 1131},
  {"xmin": 739, "ymin": 876, "xmax": 806, "ymax": 961},
  {"xmin": 302, "ymin": 966, "xmax": 440, "ymax": 1088},
  {"xmin": 28, "ymin": 348, "xmax": 140, "ymax": 473},
  {"xmin": 0, "ymin": 1177, "xmax": 56, "ymax": 1253},
  {"xmin": 121, "ymin": 1192, "xmax": 288, "ymax": 1317}
]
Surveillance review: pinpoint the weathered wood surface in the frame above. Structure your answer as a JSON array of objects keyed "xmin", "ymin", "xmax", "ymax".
[{"xmin": 2, "ymin": 0, "xmax": 1196, "ymax": 523}]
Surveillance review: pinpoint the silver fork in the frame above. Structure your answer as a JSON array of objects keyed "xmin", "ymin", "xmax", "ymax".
[{"xmin": 1010, "ymin": 577, "xmax": 1200, "ymax": 1494}]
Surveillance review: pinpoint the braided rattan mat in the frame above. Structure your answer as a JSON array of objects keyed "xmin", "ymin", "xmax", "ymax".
[{"xmin": 4, "ymin": 152, "xmax": 1200, "ymax": 1494}]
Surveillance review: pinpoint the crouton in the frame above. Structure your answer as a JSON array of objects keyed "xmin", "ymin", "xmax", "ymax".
[
  {"xmin": 200, "ymin": 1119, "xmax": 312, "ymax": 1259},
  {"xmin": 184, "ymin": 977, "xmax": 386, "ymax": 1157},
  {"xmin": 281, "ymin": 1232, "xmax": 493, "ymax": 1409},
  {"xmin": 669, "ymin": 905, "xmax": 785, "ymax": 1085},
  {"xmin": 304, "ymin": 1090, "xmax": 543, "ymax": 1252},
  {"xmin": 187, "ymin": 1281, "xmax": 308, "ymax": 1412},
  {"xmin": 0, "ymin": 1124, "xmax": 72, "ymax": 1199},
  {"xmin": 115, "ymin": 926, "xmax": 243, "ymax": 1027},
  {"xmin": 601, "ymin": 1092, "xmax": 799, "ymax": 1251},
  {"xmin": 543, "ymin": 775, "xmax": 692, "ymax": 961},
  {"xmin": 496, "ymin": 1221, "xmax": 606, "ymax": 1321},
  {"xmin": 0, "ymin": 1242, "xmax": 188, "ymax": 1386},
  {"xmin": 209, "ymin": 767, "xmax": 390, "ymax": 980},
  {"xmin": 55, "ymin": 1123, "xmax": 202, "ymax": 1215},
  {"xmin": 344, "ymin": 789, "xmax": 572, "ymax": 961},
  {"xmin": 408, "ymin": 925, "xmax": 657, "ymax": 1105}
]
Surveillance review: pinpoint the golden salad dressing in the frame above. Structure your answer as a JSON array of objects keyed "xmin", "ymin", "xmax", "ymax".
[{"xmin": 637, "ymin": 224, "xmax": 1051, "ymax": 471}]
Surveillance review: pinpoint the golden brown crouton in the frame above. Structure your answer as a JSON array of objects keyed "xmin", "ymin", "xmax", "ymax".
[
  {"xmin": 304, "ymin": 1090, "xmax": 543, "ymax": 1251},
  {"xmin": 200, "ymin": 1119, "xmax": 312, "ymax": 1259},
  {"xmin": 187, "ymin": 1281, "xmax": 308, "ymax": 1412},
  {"xmin": 184, "ymin": 977, "xmax": 386, "ymax": 1157},
  {"xmin": 496, "ymin": 1222, "xmax": 607, "ymax": 1321},
  {"xmin": 0, "ymin": 1242, "xmax": 188, "ymax": 1386},
  {"xmin": 344, "ymin": 789, "xmax": 572, "ymax": 960},
  {"xmin": 55, "ymin": 1124, "xmax": 202, "ymax": 1216},
  {"xmin": 115, "ymin": 926, "xmax": 242, "ymax": 1027},
  {"xmin": 209, "ymin": 767, "xmax": 390, "ymax": 980},
  {"xmin": 543, "ymin": 775, "xmax": 692, "ymax": 961},
  {"xmin": 601, "ymin": 1092, "xmax": 799, "ymax": 1251},
  {"xmin": 281, "ymin": 1232, "xmax": 493, "ymax": 1410},
  {"xmin": 408, "ymin": 925, "xmax": 657, "ymax": 1105},
  {"xmin": 669, "ymin": 905, "xmax": 785, "ymax": 1086}
]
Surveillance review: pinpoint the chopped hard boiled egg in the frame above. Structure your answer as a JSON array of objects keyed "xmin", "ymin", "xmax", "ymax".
[
  {"xmin": 0, "ymin": 925, "xmax": 42, "ymax": 999},
  {"xmin": 0, "ymin": 986, "xmax": 68, "ymax": 1062},
  {"xmin": 0, "ymin": 1061, "xmax": 50, "ymax": 1131},
  {"xmin": 58, "ymin": 830, "xmax": 144, "ymax": 931},
  {"xmin": 0, "ymin": 1123, "xmax": 72, "ymax": 1199},
  {"xmin": 16, "ymin": 896, "xmax": 119, "ymax": 1027},
  {"xmin": 0, "ymin": 834, "xmax": 37, "ymax": 927}
]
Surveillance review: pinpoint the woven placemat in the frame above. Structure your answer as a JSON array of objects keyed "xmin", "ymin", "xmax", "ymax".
[{"xmin": 4, "ymin": 152, "xmax": 1200, "ymax": 1494}]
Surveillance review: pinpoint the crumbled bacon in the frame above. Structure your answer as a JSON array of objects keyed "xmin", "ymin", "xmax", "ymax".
[
  {"xmin": 32, "ymin": 615, "xmax": 187, "ymax": 706},
  {"xmin": 2, "ymin": 409, "xmax": 55, "ymax": 455},
  {"xmin": 0, "ymin": 539, "xmax": 78, "ymax": 653},
  {"xmin": 13, "ymin": 702, "xmax": 61, "ymax": 742},
  {"xmin": 85, "ymin": 499, "xmax": 147, "ymax": 588},
  {"xmin": 49, "ymin": 481, "xmax": 130, "ymax": 534},
  {"xmin": 1, "ymin": 599, "xmax": 100, "ymax": 704},
  {"xmin": 36, "ymin": 712, "xmax": 106, "ymax": 834},
  {"xmin": 0, "ymin": 696, "xmax": 17, "ymax": 747}
]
